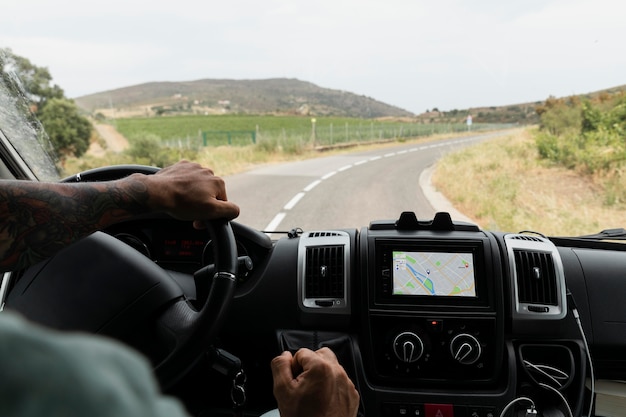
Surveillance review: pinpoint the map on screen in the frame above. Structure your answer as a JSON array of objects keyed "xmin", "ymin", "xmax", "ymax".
[{"xmin": 392, "ymin": 251, "xmax": 476, "ymax": 297}]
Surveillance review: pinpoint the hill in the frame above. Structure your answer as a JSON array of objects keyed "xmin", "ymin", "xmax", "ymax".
[
  {"xmin": 75, "ymin": 78, "xmax": 626, "ymax": 124},
  {"xmin": 74, "ymin": 78, "xmax": 414, "ymax": 119},
  {"xmin": 416, "ymin": 84, "xmax": 626, "ymax": 125}
]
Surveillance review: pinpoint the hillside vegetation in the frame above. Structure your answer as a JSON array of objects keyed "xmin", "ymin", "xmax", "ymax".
[
  {"xmin": 74, "ymin": 78, "xmax": 414, "ymax": 119},
  {"xmin": 433, "ymin": 89, "xmax": 626, "ymax": 236},
  {"xmin": 535, "ymin": 91, "xmax": 626, "ymax": 174}
]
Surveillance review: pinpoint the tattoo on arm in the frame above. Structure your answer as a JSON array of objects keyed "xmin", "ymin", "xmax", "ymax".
[{"xmin": 0, "ymin": 178, "xmax": 150, "ymax": 271}]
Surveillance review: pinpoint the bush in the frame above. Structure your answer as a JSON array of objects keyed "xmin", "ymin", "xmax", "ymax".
[
  {"xmin": 126, "ymin": 134, "xmax": 199, "ymax": 167},
  {"xmin": 538, "ymin": 100, "xmax": 581, "ymax": 136},
  {"xmin": 535, "ymin": 93, "xmax": 626, "ymax": 174},
  {"xmin": 535, "ymin": 131, "xmax": 578, "ymax": 169},
  {"xmin": 255, "ymin": 134, "xmax": 310, "ymax": 155}
]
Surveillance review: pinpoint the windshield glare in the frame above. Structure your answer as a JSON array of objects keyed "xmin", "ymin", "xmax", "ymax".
[{"xmin": 0, "ymin": 52, "xmax": 59, "ymax": 181}]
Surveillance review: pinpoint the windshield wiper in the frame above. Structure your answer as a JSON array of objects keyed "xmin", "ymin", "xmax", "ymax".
[{"xmin": 577, "ymin": 228, "xmax": 626, "ymax": 240}]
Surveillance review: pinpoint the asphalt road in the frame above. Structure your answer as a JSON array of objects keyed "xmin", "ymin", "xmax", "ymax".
[{"xmin": 225, "ymin": 131, "xmax": 508, "ymax": 234}]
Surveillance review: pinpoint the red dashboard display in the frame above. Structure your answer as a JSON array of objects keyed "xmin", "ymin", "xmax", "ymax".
[{"xmin": 162, "ymin": 238, "xmax": 206, "ymax": 260}]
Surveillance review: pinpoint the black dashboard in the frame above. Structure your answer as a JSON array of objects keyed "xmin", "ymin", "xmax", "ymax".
[
  {"xmin": 253, "ymin": 212, "xmax": 586, "ymax": 417},
  {"xmin": 8, "ymin": 210, "xmax": 625, "ymax": 417}
]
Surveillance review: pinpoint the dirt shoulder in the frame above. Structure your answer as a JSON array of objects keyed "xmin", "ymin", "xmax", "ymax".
[{"xmin": 88, "ymin": 123, "xmax": 129, "ymax": 156}]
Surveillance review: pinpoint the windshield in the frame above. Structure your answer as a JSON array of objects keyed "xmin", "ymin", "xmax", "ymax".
[
  {"xmin": 0, "ymin": 51, "xmax": 59, "ymax": 181},
  {"xmin": 1, "ymin": 0, "xmax": 624, "ymax": 236}
]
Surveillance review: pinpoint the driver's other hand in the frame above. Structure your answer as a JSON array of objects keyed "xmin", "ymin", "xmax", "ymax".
[
  {"xmin": 140, "ymin": 160, "xmax": 240, "ymax": 223},
  {"xmin": 271, "ymin": 347, "xmax": 360, "ymax": 417}
]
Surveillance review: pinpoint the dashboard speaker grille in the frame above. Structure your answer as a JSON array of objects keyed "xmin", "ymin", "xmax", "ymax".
[
  {"xmin": 514, "ymin": 249, "xmax": 558, "ymax": 306},
  {"xmin": 510, "ymin": 235, "xmax": 544, "ymax": 242},
  {"xmin": 308, "ymin": 231, "xmax": 342, "ymax": 238},
  {"xmin": 305, "ymin": 245, "xmax": 345, "ymax": 298}
]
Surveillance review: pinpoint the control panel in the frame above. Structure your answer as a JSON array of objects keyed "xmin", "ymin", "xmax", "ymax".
[
  {"xmin": 361, "ymin": 215, "xmax": 505, "ymax": 388},
  {"xmin": 369, "ymin": 316, "xmax": 498, "ymax": 385}
]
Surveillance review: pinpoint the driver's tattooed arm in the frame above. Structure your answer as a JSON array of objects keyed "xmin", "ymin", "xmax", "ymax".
[
  {"xmin": 0, "ymin": 161, "xmax": 239, "ymax": 272},
  {"xmin": 0, "ymin": 178, "xmax": 149, "ymax": 272}
]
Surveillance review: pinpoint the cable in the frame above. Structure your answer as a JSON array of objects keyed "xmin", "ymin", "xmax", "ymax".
[
  {"xmin": 572, "ymin": 307, "xmax": 595, "ymax": 417},
  {"xmin": 499, "ymin": 397, "xmax": 535, "ymax": 417},
  {"xmin": 539, "ymin": 382, "xmax": 574, "ymax": 417},
  {"xmin": 523, "ymin": 360, "xmax": 569, "ymax": 388},
  {"xmin": 567, "ymin": 289, "xmax": 595, "ymax": 417},
  {"xmin": 287, "ymin": 227, "xmax": 304, "ymax": 238}
]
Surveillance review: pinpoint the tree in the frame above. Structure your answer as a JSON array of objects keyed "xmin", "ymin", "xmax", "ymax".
[
  {"xmin": 0, "ymin": 48, "xmax": 91, "ymax": 159},
  {"xmin": 38, "ymin": 98, "xmax": 91, "ymax": 159},
  {"xmin": 0, "ymin": 48, "xmax": 64, "ymax": 109}
]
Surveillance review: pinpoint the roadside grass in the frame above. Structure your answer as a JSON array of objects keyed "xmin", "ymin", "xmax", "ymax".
[
  {"xmin": 63, "ymin": 136, "xmax": 330, "ymax": 176},
  {"xmin": 432, "ymin": 128, "xmax": 626, "ymax": 236},
  {"xmin": 63, "ymin": 130, "xmax": 482, "ymax": 177}
]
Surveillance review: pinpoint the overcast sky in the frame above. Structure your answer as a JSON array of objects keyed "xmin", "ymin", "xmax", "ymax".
[{"xmin": 2, "ymin": 0, "xmax": 624, "ymax": 114}]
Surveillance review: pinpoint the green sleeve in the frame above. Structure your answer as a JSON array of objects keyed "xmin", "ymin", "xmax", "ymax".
[{"xmin": 0, "ymin": 312, "xmax": 191, "ymax": 417}]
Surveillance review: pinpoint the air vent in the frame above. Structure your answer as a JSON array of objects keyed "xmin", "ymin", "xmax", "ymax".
[
  {"xmin": 513, "ymin": 250, "xmax": 558, "ymax": 305},
  {"xmin": 505, "ymin": 234, "xmax": 567, "ymax": 320},
  {"xmin": 305, "ymin": 246, "xmax": 344, "ymax": 298},
  {"xmin": 297, "ymin": 231, "xmax": 351, "ymax": 316}
]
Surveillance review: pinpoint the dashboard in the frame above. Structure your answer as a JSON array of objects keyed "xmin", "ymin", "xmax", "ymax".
[
  {"xmin": 268, "ymin": 212, "xmax": 585, "ymax": 417},
  {"xmin": 7, "ymin": 210, "xmax": 625, "ymax": 417}
]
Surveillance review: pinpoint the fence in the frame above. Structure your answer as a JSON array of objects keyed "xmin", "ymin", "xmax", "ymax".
[
  {"xmin": 162, "ymin": 122, "xmax": 513, "ymax": 148},
  {"xmin": 307, "ymin": 122, "xmax": 505, "ymax": 147},
  {"xmin": 201, "ymin": 130, "xmax": 256, "ymax": 146}
]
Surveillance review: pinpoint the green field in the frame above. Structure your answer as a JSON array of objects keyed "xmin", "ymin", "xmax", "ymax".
[{"xmin": 113, "ymin": 114, "xmax": 504, "ymax": 147}]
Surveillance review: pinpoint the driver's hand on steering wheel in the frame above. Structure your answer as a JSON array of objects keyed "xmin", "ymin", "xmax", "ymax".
[
  {"xmin": 271, "ymin": 347, "xmax": 360, "ymax": 417},
  {"xmin": 134, "ymin": 160, "xmax": 240, "ymax": 225}
]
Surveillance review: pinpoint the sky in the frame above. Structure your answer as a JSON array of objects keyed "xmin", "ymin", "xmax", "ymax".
[{"xmin": 2, "ymin": 0, "xmax": 625, "ymax": 114}]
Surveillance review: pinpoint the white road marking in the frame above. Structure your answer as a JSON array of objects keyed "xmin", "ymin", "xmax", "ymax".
[
  {"xmin": 284, "ymin": 192, "xmax": 305, "ymax": 210},
  {"xmin": 266, "ymin": 135, "xmax": 485, "ymax": 232},
  {"xmin": 265, "ymin": 212, "xmax": 286, "ymax": 232},
  {"xmin": 304, "ymin": 180, "xmax": 322, "ymax": 192}
]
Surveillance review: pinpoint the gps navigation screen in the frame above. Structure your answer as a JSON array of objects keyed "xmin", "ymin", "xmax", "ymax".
[{"xmin": 392, "ymin": 251, "xmax": 476, "ymax": 297}]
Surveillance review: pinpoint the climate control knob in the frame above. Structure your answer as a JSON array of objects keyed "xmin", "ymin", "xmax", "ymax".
[
  {"xmin": 450, "ymin": 333, "xmax": 482, "ymax": 365},
  {"xmin": 392, "ymin": 331, "xmax": 424, "ymax": 363}
]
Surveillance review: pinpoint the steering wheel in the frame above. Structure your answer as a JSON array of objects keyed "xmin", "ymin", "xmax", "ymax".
[
  {"xmin": 153, "ymin": 217, "xmax": 238, "ymax": 386},
  {"xmin": 8, "ymin": 165, "xmax": 238, "ymax": 388}
]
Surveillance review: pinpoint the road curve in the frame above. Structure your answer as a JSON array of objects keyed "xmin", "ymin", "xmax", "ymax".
[{"xmin": 225, "ymin": 131, "xmax": 507, "ymax": 234}]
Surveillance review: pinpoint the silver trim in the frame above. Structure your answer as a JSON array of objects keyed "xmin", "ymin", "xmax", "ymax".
[
  {"xmin": 505, "ymin": 234, "xmax": 567, "ymax": 320},
  {"xmin": 297, "ymin": 230, "xmax": 351, "ymax": 316},
  {"xmin": 0, "ymin": 129, "xmax": 38, "ymax": 181},
  {"xmin": 0, "ymin": 272, "xmax": 13, "ymax": 312},
  {"xmin": 213, "ymin": 271, "xmax": 237, "ymax": 282},
  {"xmin": 450, "ymin": 333, "xmax": 482, "ymax": 365},
  {"xmin": 392, "ymin": 331, "xmax": 424, "ymax": 363}
]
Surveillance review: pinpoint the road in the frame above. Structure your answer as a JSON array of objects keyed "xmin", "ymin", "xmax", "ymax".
[
  {"xmin": 225, "ymin": 131, "xmax": 508, "ymax": 234},
  {"xmin": 88, "ymin": 123, "xmax": 129, "ymax": 157}
]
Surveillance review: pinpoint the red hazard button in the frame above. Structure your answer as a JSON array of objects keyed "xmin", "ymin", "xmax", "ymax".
[{"xmin": 425, "ymin": 403, "xmax": 454, "ymax": 417}]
